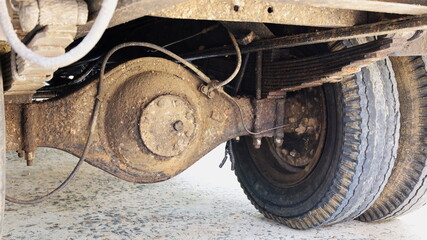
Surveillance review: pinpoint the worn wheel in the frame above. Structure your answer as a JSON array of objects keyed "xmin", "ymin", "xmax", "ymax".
[
  {"xmin": 230, "ymin": 59, "xmax": 400, "ymax": 229},
  {"xmin": 359, "ymin": 56, "xmax": 427, "ymax": 222}
]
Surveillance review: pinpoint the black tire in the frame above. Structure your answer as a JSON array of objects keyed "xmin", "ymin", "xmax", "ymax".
[
  {"xmin": 230, "ymin": 59, "xmax": 400, "ymax": 229},
  {"xmin": 359, "ymin": 56, "xmax": 427, "ymax": 222}
]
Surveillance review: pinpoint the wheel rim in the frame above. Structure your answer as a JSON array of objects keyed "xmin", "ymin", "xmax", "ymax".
[{"xmin": 250, "ymin": 87, "xmax": 327, "ymax": 187}]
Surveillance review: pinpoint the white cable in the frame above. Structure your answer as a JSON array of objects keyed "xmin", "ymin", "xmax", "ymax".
[
  {"xmin": 0, "ymin": 0, "xmax": 118, "ymax": 68},
  {"xmin": 9, "ymin": 0, "xmax": 19, "ymax": 12}
]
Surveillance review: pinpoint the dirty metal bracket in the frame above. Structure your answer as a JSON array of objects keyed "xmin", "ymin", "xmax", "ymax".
[{"xmin": 251, "ymin": 97, "xmax": 287, "ymax": 148}]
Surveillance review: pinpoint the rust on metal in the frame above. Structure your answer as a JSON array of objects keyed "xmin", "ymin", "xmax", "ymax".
[
  {"xmin": 252, "ymin": 98, "xmax": 277, "ymax": 138},
  {"xmin": 274, "ymin": 98, "xmax": 286, "ymax": 147},
  {"xmin": 139, "ymin": 95, "xmax": 197, "ymax": 157},
  {"xmin": 246, "ymin": 86, "xmax": 327, "ymax": 187},
  {"xmin": 4, "ymin": 12, "xmax": 418, "ymax": 181},
  {"xmin": 274, "ymin": 87, "xmax": 326, "ymax": 168},
  {"xmin": 4, "ymin": 57, "xmax": 261, "ymax": 183},
  {"xmin": 22, "ymin": 104, "xmax": 38, "ymax": 166}
]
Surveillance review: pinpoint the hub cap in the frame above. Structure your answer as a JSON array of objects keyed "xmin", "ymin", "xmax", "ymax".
[{"xmin": 140, "ymin": 95, "xmax": 196, "ymax": 157}]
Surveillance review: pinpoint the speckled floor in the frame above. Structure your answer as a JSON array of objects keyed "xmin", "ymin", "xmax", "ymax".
[{"xmin": 2, "ymin": 145, "xmax": 427, "ymax": 240}]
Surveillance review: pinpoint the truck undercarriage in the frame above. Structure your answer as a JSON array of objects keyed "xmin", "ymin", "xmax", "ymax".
[{"xmin": 1, "ymin": 0, "xmax": 427, "ymax": 232}]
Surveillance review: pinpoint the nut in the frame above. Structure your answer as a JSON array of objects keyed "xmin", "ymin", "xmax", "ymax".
[
  {"xmin": 274, "ymin": 137, "xmax": 283, "ymax": 147},
  {"xmin": 253, "ymin": 138, "xmax": 262, "ymax": 149},
  {"xmin": 289, "ymin": 149, "xmax": 297, "ymax": 157},
  {"xmin": 173, "ymin": 120, "xmax": 184, "ymax": 131}
]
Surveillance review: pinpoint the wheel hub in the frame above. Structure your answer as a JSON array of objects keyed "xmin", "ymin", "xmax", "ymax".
[
  {"xmin": 139, "ymin": 95, "xmax": 196, "ymax": 157},
  {"xmin": 275, "ymin": 87, "xmax": 326, "ymax": 169},
  {"xmin": 251, "ymin": 87, "xmax": 327, "ymax": 187}
]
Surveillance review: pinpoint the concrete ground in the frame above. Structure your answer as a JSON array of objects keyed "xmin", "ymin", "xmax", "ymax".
[{"xmin": 2, "ymin": 146, "xmax": 427, "ymax": 240}]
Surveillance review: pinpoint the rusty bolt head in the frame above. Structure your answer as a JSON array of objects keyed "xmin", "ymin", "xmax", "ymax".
[{"xmin": 173, "ymin": 120, "xmax": 184, "ymax": 131}]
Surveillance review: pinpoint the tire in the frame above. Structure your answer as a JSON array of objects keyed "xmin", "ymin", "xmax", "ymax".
[
  {"xmin": 359, "ymin": 56, "xmax": 427, "ymax": 222},
  {"xmin": 230, "ymin": 59, "xmax": 400, "ymax": 229}
]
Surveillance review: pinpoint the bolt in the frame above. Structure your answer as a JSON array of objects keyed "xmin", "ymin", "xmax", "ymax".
[
  {"xmin": 290, "ymin": 149, "xmax": 297, "ymax": 158},
  {"xmin": 185, "ymin": 112, "xmax": 193, "ymax": 120},
  {"xmin": 253, "ymin": 138, "xmax": 262, "ymax": 149},
  {"xmin": 173, "ymin": 120, "xmax": 184, "ymax": 131},
  {"xmin": 25, "ymin": 151, "xmax": 34, "ymax": 166},
  {"xmin": 207, "ymin": 90, "xmax": 215, "ymax": 98},
  {"xmin": 200, "ymin": 85, "xmax": 208, "ymax": 94},
  {"xmin": 274, "ymin": 137, "xmax": 283, "ymax": 147},
  {"xmin": 235, "ymin": 136, "xmax": 240, "ymax": 142},
  {"xmin": 157, "ymin": 99, "xmax": 166, "ymax": 107},
  {"xmin": 17, "ymin": 150, "xmax": 24, "ymax": 158}
]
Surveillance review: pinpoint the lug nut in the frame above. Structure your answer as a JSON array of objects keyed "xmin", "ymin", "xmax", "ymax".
[
  {"xmin": 274, "ymin": 137, "xmax": 283, "ymax": 147},
  {"xmin": 289, "ymin": 149, "xmax": 297, "ymax": 158},
  {"xmin": 253, "ymin": 138, "xmax": 262, "ymax": 149}
]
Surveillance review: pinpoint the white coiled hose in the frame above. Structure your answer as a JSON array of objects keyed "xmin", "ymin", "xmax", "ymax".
[{"xmin": 0, "ymin": 0, "xmax": 118, "ymax": 68}]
